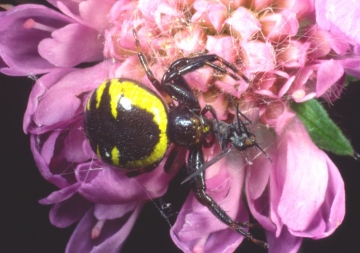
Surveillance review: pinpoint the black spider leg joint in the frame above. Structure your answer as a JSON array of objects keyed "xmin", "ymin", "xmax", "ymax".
[
  {"xmin": 188, "ymin": 147, "xmax": 269, "ymax": 249},
  {"xmin": 160, "ymin": 54, "xmax": 241, "ymax": 114}
]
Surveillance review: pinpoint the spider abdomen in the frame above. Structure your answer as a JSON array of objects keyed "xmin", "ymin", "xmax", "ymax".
[{"xmin": 84, "ymin": 78, "xmax": 168, "ymax": 169}]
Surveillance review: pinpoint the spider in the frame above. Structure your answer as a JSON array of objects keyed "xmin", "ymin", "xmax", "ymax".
[{"xmin": 83, "ymin": 29, "xmax": 269, "ymax": 249}]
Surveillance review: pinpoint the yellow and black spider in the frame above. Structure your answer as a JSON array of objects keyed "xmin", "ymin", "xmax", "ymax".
[{"xmin": 84, "ymin": 30, "xmax": 269, "ymax": 248}]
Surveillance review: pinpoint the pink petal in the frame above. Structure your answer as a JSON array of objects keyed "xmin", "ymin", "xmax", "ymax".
[
  {"xmin": 192, "ymin": 0, "xmax": 227, "ymax": 32},
  {"xmin": 338, "ymin": 56, "xmax": 360, "ymax": 79},
  {"xmin": 48, "ymin": 0, "xmax": 116, "ymax": 31},
  {"xmin": 260, "ymin": 10, "xmax": 299, "ymax": 41},
  {"xmin": 175, "ymin": 27, "xmax": 205, "ymax": 53},
  {"xmin": 23, "ymin": 68, "xmax": 75, "ymax": 132},
  {"xmin": 315, "ymin": 60, "xmax": 344, "ymax": 97},
  {"xmin": 314, "ymin": 155, "xmax": 345, "ymax": 238},
  {"xmin": 49, "ymin": 194, "xmax": 91, "ymax": 228},
  {"xmin": 282, "ymin": 0, "xmax": 315, "ymax": 18},
  {"xmin": 65, "ymin": 203, "xmax": 142, "ymax": 253},
  {"xmin": 0, "ymin": 4, "xmax": 73, "ymax": 75},
  {"xmin": 77, "ymin": 155, "xmax": 175, "ymax": 204},
  {"xmin": 39, "ymin": 183, "xmax": 81, "ymax": 205},
  {"xmin": 27, "ymin": 61, "xmax": 111, "ymax": 127},
  {"xmin": 94, "ymin": 203, "xmax": 139, "ymax": 220},
  {"xmin": 316, "ymin": 0, "xmax": 360, "ymax": 45},
  {"xmin": 226, "ymin": 7, "xmax": 261, "ymax": 42},
  {"xmin": 171, "ymin": 149, "xmax": 248, "ymax": 253},
  {"xmin": 266, "ymin": 227, "xmax": 302, "ymax": 253},
  {"xmin": 39, "ymin": 23, "xmax": 103, "ymax": 67},
  {"xmin": 30, "ymin": 132, "xmax": 70, "ymax": 188},
  {"xmin": 206, "ymin": 36, "xmax": 237, "ymax": 63},
  {"xmin": 79, "ymin": 0, "xmax": 117, "ymax": 30},
  {"xmin": 276, "ymin": 118, "xmax": 329, "ymax": 232},
  {"xmin": 243, "ymin": 41, "xmax": 276, "ymax": 74}
]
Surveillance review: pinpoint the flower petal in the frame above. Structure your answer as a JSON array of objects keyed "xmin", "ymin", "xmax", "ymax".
[
  {"xmin": 39, "ymin": 23, "xmax": 103, "ymax": 67},
  {"xmin": 25, "ymin": 61, "xmax": 111, "ymax": 129},
  {"xmin": 170, "ymin": 149, "xmax": 248, "ymax": 253},
  {"xmin": 49, "ymin": 194, "xmax": 92, "ymax": 228},
  {"xmin": 0, "ymin": 4, "xmax": 72, "ymax": 75},
  {"xmin": 77, "ymin": 155, "xmax": 176, "ymax": 204},
  {"xmin": 65, "ymin": 203, "xmax": 142, "ymax": 253},
  {"xmin": 48, "ymin": 0, "xmax": 117, "ymax": 31},
  {"xmin": 266, "ymin": 227, "xmax": 302, "ymax": 253},
  {"xmin": 315, "ymin": 60, "xmax": 344, "ymax": 97},
  {"xmin": 316, "ymin": 0, "xmax": 360, "ymax": 45},
  {"xmin": 276, "ymin": 118, "xmax": 329, "ymax": 232}
]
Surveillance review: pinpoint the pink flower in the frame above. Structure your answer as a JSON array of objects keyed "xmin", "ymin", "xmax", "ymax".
[
  {"xmin": 1, "ymin": 0, "xmax": 356, "ymax": 252},
  {"xmin": 315, "ymin": 0, "xmax": 360, "ymax": 79}
]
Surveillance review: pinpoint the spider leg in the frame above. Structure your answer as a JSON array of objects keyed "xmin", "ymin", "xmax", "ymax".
[
  {"xmin": 163, "ymin": 145, "xmax": 186, "ymax": 173},
  {"xmin": 163, "ymin": 54, "xmax": 249, "ymax": 83},
  {"xmin": 133, "ymin": 29, "xmax": 174, "ymax": 109},
  {"xmin": 201, "ymin": 105, "xmax": 219, "ymax": 148},
  {"xmin": 163, "ymin": 75, "xmax": 202, "ymax": 113},
  {"xmin": 187, "ymin": 147, "xmax": 269, "ymax": 249}
]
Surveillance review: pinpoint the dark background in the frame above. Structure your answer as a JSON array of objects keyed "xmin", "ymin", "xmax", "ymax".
[{"xmin": 1, "ymin": 1, "xmax": 360, "ymax": 252}]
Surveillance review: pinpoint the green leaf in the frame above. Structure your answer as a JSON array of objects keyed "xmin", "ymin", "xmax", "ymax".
[
  {"xmin": 291, "ymin": 99, "xmax": 354, "ymax": 156},
  {"xmin": 345, "ymin": 75, "xmax": 359, "ymax": 85}
]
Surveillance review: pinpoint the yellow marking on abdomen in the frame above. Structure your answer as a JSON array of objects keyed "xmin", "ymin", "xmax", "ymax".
[
  {"xmin": 95, "ymin": 82, "xmax": 107, "ymax": 109},
  {"xmin": 107, "ymin": 79, "xmax": 168, "ymax": 167},
  {"xmin": 111, "ymin": 146, "xmax": 120, "ymax": 166}
]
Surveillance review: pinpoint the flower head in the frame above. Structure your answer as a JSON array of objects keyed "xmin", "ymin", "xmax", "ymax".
[{"xmin": 1, "ymin": 0, "xmax": 358, "ymax": 252}]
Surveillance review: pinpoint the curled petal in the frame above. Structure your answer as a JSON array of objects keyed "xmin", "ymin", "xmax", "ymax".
[
  {"xmin": 76, "ymin": 155, "xmax": 176, "ymax": 204},
  {"xmin": 276, "ymin": 120, "xmax": 329, "ymax": 233},
  {"xmin": 39, "ymin": 182, "xmax": 81, "ymax": 205},
  {"xmin": 260, "ymin": 10, "xmax": 299, "ymax": 41},
  {"xmin": 315, "ymin": 60, "xmax": 344, "ymax": 97},
  {"xmin": 39, "ymin": 23, "xmax": 103, "ymax": 67},
  {"xmin": 290, "ymin": 60, "xmax": 344, "ymax": 102},
  {"xmin": 276, "ymin": 0, "xmax": 314, "ymax": 18},
  {"xmin": 153, "ymin": 2, "xmax": 182, "ymax": 32},
  {"xmin": 206, "ymin": 36, "xmax": 237, "ymax": 63},
  {"xmin": 65, "ymin": 203, "xmax": 143, "ymax": 253},
  {"xmin": 338, "ymin": 56, "xmax": 360, "ymax": 79},
  {"xmin": 24, "ymin": 61, "xmax": 111, "ymax": 130},
  {"xmin": 175, "ymin": 27, "xmax": 205, "ymax": 53},
  {"xmin": 192, "ymin": 0, "xmax": 227, "ymax": 32},
  {"xmin": 94, "ymin": 203, "xmax": 139, "ymax": 220},
  {"xmin": 50, "ymin": 194, "xmax": 92, "ymax": 228},
  {"xmin": 277, "ymin": 40, "xmax": 310, "ymax": 68},
  {"xmin": 315, "ymin": 0, "xmax": 360, "ymax": 45},
  {"xmin": 171, "ymin": 149, "xmax": 248, "ymax": 253},
  {"xmin": 274, "ymin": 117, "xmax": 344, "ymax": 238},
  {"xmin": 251, "ymin": 0, "xmax": 273, "ymax": 11},
  {"xmin": 39, "ymin": 184, "xmax": 91, "ymax": 228},
  {"xmin": 226, "ymin": 7, "xmax": 261, "ymax": 41},
  {"xmin": 243, "ymin": 41, "xmax": 276, "ymax": 74},
  {"xmin": 0, "ymin": 4, "xmax": 72, "ymax": 75},
  {"xmin": 48, "ymin": 0, "xmax": 117, "ymax": 31},
  {"xmin": 313, "ymin": 156, "xmax": 345, "ymax": 238},
  {"xmin": 266, "ymin": 227, "xmax": 302, "ymax": 253},
  {"xmin": 30, "ymin": 132, "xmax": 70, "ymax": 187}
]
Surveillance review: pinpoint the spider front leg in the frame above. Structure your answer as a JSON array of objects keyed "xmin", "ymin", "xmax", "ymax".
[
  {"xmin": 187, "ymin": 147, "xmax": 269, "ymax": 249},
  {"xmin": 160, "ymin": 55, "xmax": 247, "ymax": 114}
]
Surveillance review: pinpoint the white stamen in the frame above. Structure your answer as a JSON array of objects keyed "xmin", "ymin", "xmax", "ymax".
[
  {"xmin": 91, "ymin": 220, "xmax": 106, "ymax": 239},
  {"xmin": 23, "ymin": 18, "xmax": 57, "ymax": 32}
]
